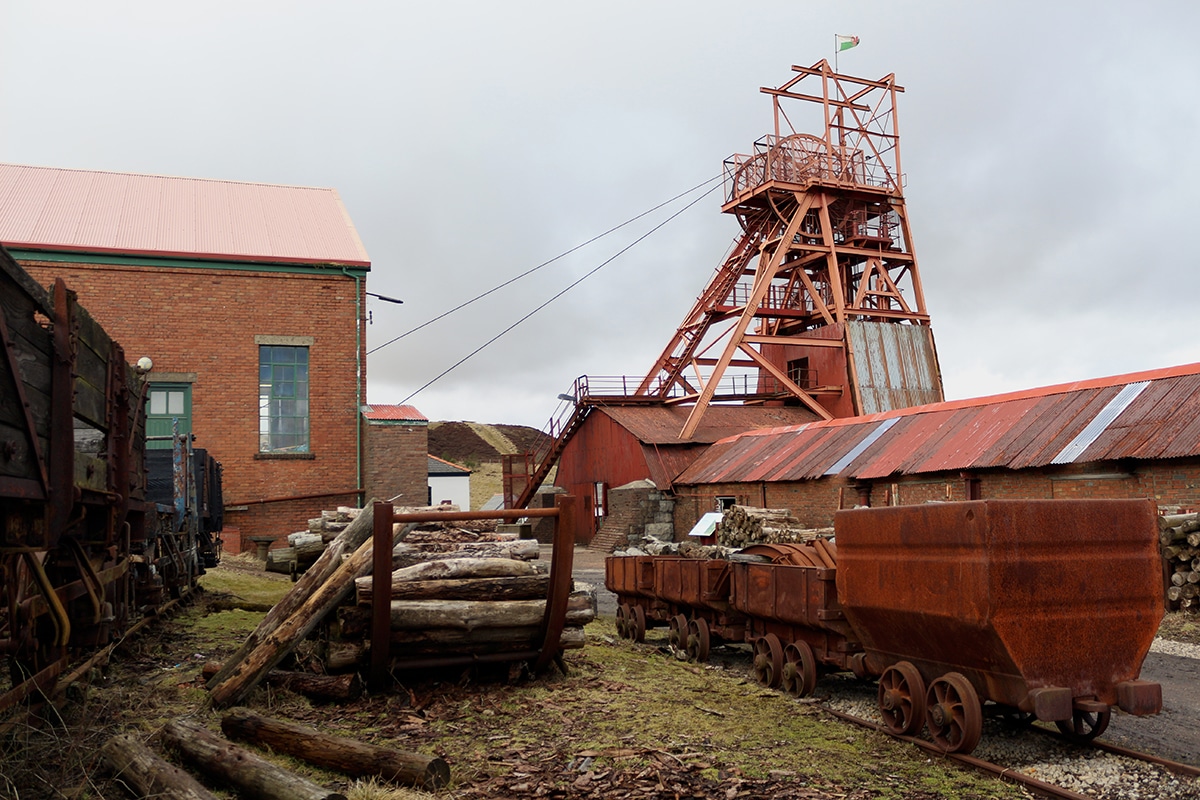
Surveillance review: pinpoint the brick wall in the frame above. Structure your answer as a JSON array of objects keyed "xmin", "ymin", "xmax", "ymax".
[
  {"xmin": 365, "ymin": 421, "xmax": 429, "ymax": 506},
  {"xmin": 669, "ymin": 458, "xmax": 1200, "ymax": 537},
  {"xmin": 21, "ymin": 257, "xmax": 365, "ymax": 545}
]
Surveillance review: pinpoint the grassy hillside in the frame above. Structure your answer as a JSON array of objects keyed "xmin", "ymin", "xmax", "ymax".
[{"xmin": 428, "ymin": 422, "xmax": 550, "ymax": 509}]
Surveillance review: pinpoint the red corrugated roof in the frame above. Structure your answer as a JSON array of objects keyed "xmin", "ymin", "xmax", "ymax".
[
  {"xmin": 0, "ymin": 163, "xmax": 370, "ymax": 267},
  {"xmin": 364, "ymin": 404, "xmax": 427, "ymax": 422},
  {"xmin": 676, "ymin": 362, "xmax": 1200, "ymax": 485}
]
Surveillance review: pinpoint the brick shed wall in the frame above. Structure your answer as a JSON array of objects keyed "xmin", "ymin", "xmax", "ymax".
[
  {"xmin": 21, "ymin": 257, "xmax": 365, "ymax": 546},
  {"xmin": 670, "ymin": 458, "xmax": 1200, "ymax": 538},
  {"xmin": 365, "ymin": 421, "xmax": 428, "ymax": 506}
]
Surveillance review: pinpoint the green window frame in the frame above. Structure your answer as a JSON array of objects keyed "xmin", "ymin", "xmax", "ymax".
[{"xmin": 259, "ymin": 345, "xmax": 309, "ymax": 453}]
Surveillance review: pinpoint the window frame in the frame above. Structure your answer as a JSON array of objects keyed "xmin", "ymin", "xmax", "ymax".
[{"xmin": 258, "ymin": 343, "xmax": 311, "ymax": 455}]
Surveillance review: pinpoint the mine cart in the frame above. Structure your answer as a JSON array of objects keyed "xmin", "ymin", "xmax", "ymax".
[
  {"xmin": 729, "ymin": 543, "xmax": 860, "ymax": 698},
  {"xmin": 650, "ymin": 557, "xmax": 746, "ymax": 661},
  {"xmin": 835, "ymin": 499, "xmax": 1164, "ymax": 755},
  {"xmin": 605, "ymin": 555, "xmax": 665, "ymax": 642}
]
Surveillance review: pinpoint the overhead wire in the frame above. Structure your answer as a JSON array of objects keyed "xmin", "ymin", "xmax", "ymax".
[
  {"xmin": 366, "ymin": 173, "xmax": 722, "ymax": 356},
  {"xmin": 398, "ymin": 179, "xmax": 725, "ymax": 404}
]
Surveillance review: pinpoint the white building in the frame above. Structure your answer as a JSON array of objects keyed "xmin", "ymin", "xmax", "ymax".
[{"xmin": 428, "ymin": 455, "xmax": 471, "ymax": 510}]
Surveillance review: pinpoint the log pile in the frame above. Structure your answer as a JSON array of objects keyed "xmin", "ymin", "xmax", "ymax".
[
  {"xmin": 266, "ymin": 505, "xmax": 481, "ymax": 576},
  {"xmin": 717, "ymin": 505, "xmax": 832, "ymax": 548},
  {"xmin": 1161, "ymin": 511, "xmax": 1200, "ymax": 610},
  {"xmin": 331, "ymin": 523, "xmax": 597, "ymax": 670},
  {"xmin": 265, "ymin": 507, "xmax": 363, "ymax": 576},
  {"xmin": 101, "ymin": 711, "xmax": 450, "ymax": 798}
]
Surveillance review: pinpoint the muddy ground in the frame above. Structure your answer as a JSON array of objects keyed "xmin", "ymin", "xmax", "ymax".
[{"xmin": 2, "ymin": 548, "xmax": 1198, "ymax": 799}]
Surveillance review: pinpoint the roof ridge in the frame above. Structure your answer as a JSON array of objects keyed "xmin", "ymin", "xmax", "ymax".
[{"xmin": 0, "ymin": 162, "xmax": 335, "ymax": 193}]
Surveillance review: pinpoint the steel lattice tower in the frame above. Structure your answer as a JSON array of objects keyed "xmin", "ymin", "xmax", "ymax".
[{"xmin": 638, "ymin": 60, "xmax": 943, "ymax": 438}]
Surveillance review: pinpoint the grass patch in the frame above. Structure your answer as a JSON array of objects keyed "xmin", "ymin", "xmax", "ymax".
[{"xmin": 1157, "ymin": 610, "xmax": 1200, "ymax": 645}]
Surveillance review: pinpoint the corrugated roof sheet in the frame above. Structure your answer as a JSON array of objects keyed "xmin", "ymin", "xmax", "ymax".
[
  {"xmin": 675, "ymin": 362, "xmax": 1200, "ymax": 486},
  {"xmin": 847, "ymin": 321, "xmax": 943, "ymax": 413},
  {"xmin": 364, "ymin": 404, "xmax": 427, "ymax": 422},
  {"xmin": 598, "ymin": 405, "xmax": 817, "ymax": 445},
  {"xmin": 0, "ymin": 163, "xmax": 370, "ymax": 266}
]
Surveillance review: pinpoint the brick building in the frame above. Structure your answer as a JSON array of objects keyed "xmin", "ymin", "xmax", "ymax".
[
  {"xmin": 669, "ymin": 362, "xmax": 1200, "ymax": 539},
  {"xmin": 363, "ymin": 404, "xmax": 429, "ymax": 507},
  {"xmin": 0, "ymin": 163, "xmax": 370, "ymax": 550}
]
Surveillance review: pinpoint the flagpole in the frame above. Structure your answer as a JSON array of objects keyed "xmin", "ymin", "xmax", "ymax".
[{"xmin": 834, "ymin": 34, "xmax": 838, "ymax": 72}]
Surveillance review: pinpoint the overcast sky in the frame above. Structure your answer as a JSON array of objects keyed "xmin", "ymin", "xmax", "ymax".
[{"xmin": 3, "ymin": 1, "xmax": 1198, "ymax": 429}]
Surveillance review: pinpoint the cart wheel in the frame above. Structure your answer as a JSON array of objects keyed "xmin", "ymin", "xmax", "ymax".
[
  {"xmin": 878, "ymin": 661, "xmax": 926, "ymax": 736},
  {"xmin": 925, "ymin": 672, "xmax": 983, "ymax": 754},
  {"xmin": 616, "ymin": 604, "xmax": 630, "ymax": 639},
  {"xmin": 782, "ymin": 641, "xmax": 818, "ymax": 698},
  {"xmin": 632, "ymin": 605, "xmax": 646, "ymax": 643},
  {"xmin": 686, "ymin": 617, "xmax": 711, "ymax": 662},
  {"xmin": 668, "ymin": 614, "xmax": 687, "ymax": 650},
  {"xmin": 1056, "ymin": 708, "xmax": 1111, "ymax": 742},
  {"xmin": 753, "ymin": 634, "xmax": 784, "ymax": 688}
]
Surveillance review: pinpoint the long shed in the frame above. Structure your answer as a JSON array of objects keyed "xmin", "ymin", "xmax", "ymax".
[{"xmin": 672, "ymin": 362, "xmax": 1200, "ymax": 534}]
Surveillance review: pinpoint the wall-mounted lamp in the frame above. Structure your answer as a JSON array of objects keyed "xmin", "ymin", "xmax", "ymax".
[{"xmin": 366, "ymin": 292, "xmax": 404, "ymax": 304}]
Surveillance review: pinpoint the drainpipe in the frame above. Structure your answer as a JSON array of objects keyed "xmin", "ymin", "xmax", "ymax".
[{"xmin": 341, "ymin": 267, "xmax": 365, "ymax": 506}]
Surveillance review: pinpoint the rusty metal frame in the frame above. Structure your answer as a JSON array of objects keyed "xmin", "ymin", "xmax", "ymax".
[
  {"xmin": 632, "ymin": 60, "xmax": 936, "ymax": 438},
  {"xmin": 369, "ymin": 495, "xmax": 577, "ymax": 689}
]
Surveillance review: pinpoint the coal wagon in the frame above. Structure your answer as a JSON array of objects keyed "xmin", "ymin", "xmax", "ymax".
[
  {"xmin": 0, "ymin": 245, "xmax": 221, "ymax": 712},
  {"xmin": 836, "ymin": 499, "xmax": 1163, "ymax": 753}
]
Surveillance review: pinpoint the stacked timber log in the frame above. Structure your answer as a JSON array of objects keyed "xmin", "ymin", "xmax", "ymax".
[
  {"xmin": 717, "ymin": 505, "xmax": 833, "ymax": 548},
  {"xmin": 266, "ymin": 505, "xmax": 472, "ymax": 576},
  {"xmin": 332, "ymin": 521, "xmax": 596, "ymax": 669},
  {"xmin": 266, "ymin": 506, "xmax": 362, "ymax": 575},
  {"xmin": 1161, "ymin": 511, "xmax": 1200, "ymax": 610}
]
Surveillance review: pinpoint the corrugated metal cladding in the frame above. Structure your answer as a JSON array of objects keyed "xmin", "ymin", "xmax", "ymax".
[
  {"xmin": 848, "ymin": 321, "xmax": 943, "ymax": 414},
  {"xmin": 674, "ymin": 362, "xmax": 1200, "ymax": 486},
  {"xmin": 0, "ymin": 163, "xmax": 370, "ymax": 266},
  {"xmin": 363, "ymin": 404, "xmax": 427, "ymax": 422}
]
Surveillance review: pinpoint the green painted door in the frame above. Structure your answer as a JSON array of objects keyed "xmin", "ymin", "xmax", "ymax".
[{"xmin": 146, "ymin": 383, "xmax": 191, "ymax": 450}]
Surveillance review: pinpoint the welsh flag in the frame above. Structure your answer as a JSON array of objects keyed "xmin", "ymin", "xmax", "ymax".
[{"xmin": 836, "ymin": 35, "xmax": 860, "ymax": 52}]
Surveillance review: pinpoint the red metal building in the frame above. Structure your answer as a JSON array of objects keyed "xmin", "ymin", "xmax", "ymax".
[{"xmin": 554, "ymin": 404, "xmax": 816, "ymax": 543}]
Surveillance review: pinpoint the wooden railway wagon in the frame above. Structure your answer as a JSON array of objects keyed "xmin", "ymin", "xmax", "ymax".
[
  {"xmin": 605, "ymin": 498, "xmax": 1165, "ymax": 756},
  {"xmin": 0, "ymin": 246, "xmax": 218, "ymax": 713}
]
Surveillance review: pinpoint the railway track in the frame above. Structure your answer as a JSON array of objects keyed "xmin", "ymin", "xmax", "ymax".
[{"xmin": 803, "ymin": 666, "xmax": 1200, "ymax": 800}]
